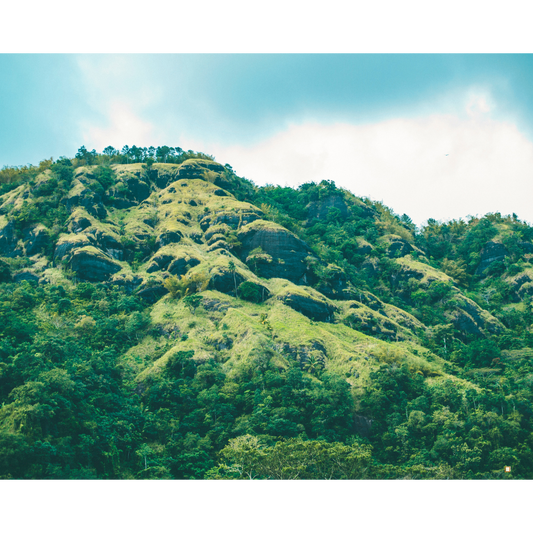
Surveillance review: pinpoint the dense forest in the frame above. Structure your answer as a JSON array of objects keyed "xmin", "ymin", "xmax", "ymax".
[{"xmin": 1, "ymin": 145, "xmax": 532, "ymax": 479}]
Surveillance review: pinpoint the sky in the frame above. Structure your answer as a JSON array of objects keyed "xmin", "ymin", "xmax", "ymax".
[{"xmin": 1, "ymin": 53, "xmax": 533, "ymax": 226}]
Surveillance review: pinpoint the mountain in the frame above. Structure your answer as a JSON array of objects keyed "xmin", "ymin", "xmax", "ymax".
[{"xmin": 0, "ymin": 147, "xmax": 532, "ymax": 479}]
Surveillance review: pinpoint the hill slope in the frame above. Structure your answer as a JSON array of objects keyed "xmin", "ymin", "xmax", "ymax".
[{"xmin": 0, "ymin": 148, "xmax": 532, "ymax": 479}]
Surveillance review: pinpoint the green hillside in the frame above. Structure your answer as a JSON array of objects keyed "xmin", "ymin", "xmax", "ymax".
[{"xmin": 0, "ymin": 145, "xmax": 532, "ymax": 479}]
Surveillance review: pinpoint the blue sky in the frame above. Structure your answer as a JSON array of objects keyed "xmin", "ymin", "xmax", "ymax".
[{"xmin": 1, "ymin": 53, "xmax": 533, "ymax": 225}]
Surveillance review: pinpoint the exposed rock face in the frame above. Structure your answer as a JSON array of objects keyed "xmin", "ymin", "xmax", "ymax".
[
  {"xmin": 156, "ymin": 230, "xmax": 183, "ymax": 248},
  {"xmin": 69, "ymin": 247, "xmax": 122, "ymax": 281},
  {"xmin": 344, "ymin": 307, "xmax": 400, "ymax": 340},
  {"xmin": 85, "ymin": 229, "xmax": 123, "ymax": 260},
  {"xmin": 449, "ymin": 296, "xmax": 504, "ymax": 338},
  {"xmin": 70, "ymin": 217, "xmax": 92, "ymax": 233},
  {"xmin": 354, "ymin": 414, "xmax": 373, "ymax": 438},
  {"xmin": 315, "ymin": 266, "xmax": 349, "ymax": 300},
  {"xmin": 135, "ymin": 282, "xmax": 168, "ymax": 303},
  {"xmin": 147, "ymin": 166, "xmax": 180, "ymax": 189},
  {"xmin": 505, "ymin": 270, "xmax": 533, "ymax": 300},
  {"xmin": 277, "ymin": 340, "xmax": 327, "ymax": 370},
  {"xmin": 210, "ymin": 269, "xmax": 246, "ymax": 294},
  {"xmin": 23, "ymin": 225, "xmax": 50, "ymax": 256},
  {"xmin": 279, "ymin": 292, "xmax": 336, "ymax": 322},
  {"xmin": 122, "ymin": 176, "xmax": 151, "ymax": 204},
  {"xmin": 146, "ymin": 253, "xmax": 175, "ymax": 273},
  {"xmin": 476, "ymin": 242, "xmax": 508, "ymax": 276},
  {"xmin": 386, "ymin": 237, "xmax": 414, "ymax": 258},
  {"xmin": 66, "ymin": 183, "xmax": 107, "ymax": 218},
  {"xmin": 0, "ymin": 220, "xmax": 18, "ymax": 257},
  {"xmin": 13, "ymin": 271, "xmax": 41, "ymax": 283},
  {"xmin": 452, "ymin": 309, "xmax": 484, "ymax": 337},
  {"xmin": 238, "ymin": 221, "xmax": 313, "ymax": 283},
  {"xmin": 167, "ymin": 256, "xmax": 200, "ymax": 276},
  {"xmin": 106, "ymin": 275, "xmax": 143, "ymax": 294},
  {"xmin": 200, "ymin": 211, "xmax": 260, "ymax": 232},
  {"xmin": 177, "ymin": 160, "xmax": 225, "ymax": 180},
  {"xmin": 307, "ymin": 195, "xmax": 349, "ymax": 222}
]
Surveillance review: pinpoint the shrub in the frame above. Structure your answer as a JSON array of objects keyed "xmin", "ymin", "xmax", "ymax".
[{"xmin": 239, "ymin": 281, "xmax": 263, "ymax": 303}]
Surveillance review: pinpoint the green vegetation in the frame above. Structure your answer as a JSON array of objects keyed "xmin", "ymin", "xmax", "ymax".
[{"xmin": 0, "ymin": 147, "xmax": 532, "ymax": 479}]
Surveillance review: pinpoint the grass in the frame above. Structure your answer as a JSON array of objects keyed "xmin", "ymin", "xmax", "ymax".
[{"xmin": 396, "ymin": 256, "xmax": 454, "ymax": 284}]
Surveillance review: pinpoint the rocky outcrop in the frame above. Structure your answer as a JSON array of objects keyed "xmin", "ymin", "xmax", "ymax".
[
  {"xmin": 176, "ymin": 159, "xmax": 225, "ymax": 180},
  {"xmin": 23, "ymin": 225, "xmax": 50, "ymax": 256},
  {"xmin": 276, "ymin": 340, "xmax": 327, "ymax": 370},
  {"xmin": 0, "ymin": 220, "xmax": 19, "ymax": 257},
  {"xmin": 156, "ymin": 230, "xmax": 183, "ymax": 248},
  {"xmin": 452, "ymin": 309, "xmax": 484, "ymax": 337},
  {"xmin": 13, "ymin": 271, "xmax": 41, "ymax": 283},
  {"xmin": 314, "ymin": 265, "xmax": 349, "ymax": 300},
  {"xmin": 385, "ymin": 236, "xmax": 415, "ymax": 258},
  {"xmin": 307, "ymin": 195, "xmax": 349, "ymax": 222},
  {"xmin": 449, "ymin": 295, "xmax": 504, "ymax": 338},
  {"xmin": 66, "ymin": 181, "xmax": 107, "ymax": 218},
  {"xmin": 121, "ymin": 176, "xmax": 151, "ymax": 204},
  {"xmin": 146, "ymin": 253, "xmax": 175, "ymax": 273},
  {"xmin": 238, "ymin": 220, "xmax": 314, "ymax": 283},
  {"xmin": 507, "ymin": 270, "xmax": 533, "ymax": 300},
  {"xmin": 279, "ymin": 291, "xmax": 336, "ymax": 322},
  {"xmin": 199, "ymin": 210, "xmax": 260, "ymax": 232},
  {"xmin": 210, "ymin": 269, "xmax": 246, "ymax": 295},
  {"xmin": 135, "ymin": 281, "xmax": 168, "ymax": 303},
  {"xmin": 167, "ymin": 255, "xmax": 201, "ymax": 276},
  {"xmin": 69, "ymin": 247, "xmax": 122, "ymax": 281},
  {"xmin": 476, "ymin": 242, "xmax": 508, "ymax": 276}
]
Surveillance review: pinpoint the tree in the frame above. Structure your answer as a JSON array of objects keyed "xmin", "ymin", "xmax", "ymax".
[
  {"xmin": 156, "ymin": 146, "xmax": 171, "ymax": 163},
  {"xmin": 228, "ymin": 260, "xmax": 238, "ymax": 297},
  {"xmin": 215, "ymin": 434, "xmax": 265, "ymax": 479}
]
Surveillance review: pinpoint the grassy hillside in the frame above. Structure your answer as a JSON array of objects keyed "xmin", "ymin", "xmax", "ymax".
[{"xmin": 0, "ymin": 146, "xmax": 532, "ymax": 479}]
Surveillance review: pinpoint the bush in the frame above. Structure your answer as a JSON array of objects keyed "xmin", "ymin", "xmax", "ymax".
[{"xmin": 239, "ymin": 281, "xmax": 263, "ymax": 303}]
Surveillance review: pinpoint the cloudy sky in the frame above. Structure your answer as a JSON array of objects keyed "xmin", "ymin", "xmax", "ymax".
[{"xmin": 1, "ymin": 53, "xmax": 533, "ymax": 226}]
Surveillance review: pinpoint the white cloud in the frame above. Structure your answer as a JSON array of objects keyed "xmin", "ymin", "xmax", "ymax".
[
  {"xmin": 200, "ymin": 113, "xmax": 533, "ymax": 226},
  {"xmin": 82, "ymin": 101, "xmax": 159, "ymax": 150},
  {"xmin": 75, "ymin": 56, "xmax": 163, "ymax": 151}
]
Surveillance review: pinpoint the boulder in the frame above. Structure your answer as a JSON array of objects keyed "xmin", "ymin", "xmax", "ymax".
[
  {"xmin": 238, "ymin": 220, "xmax": 314, "ymax": 283},
  {"xmin": 69, "ymin": 246, "xmax": 122, "ymax": 281},
  {"xmin": 167, "ymin": 255, "xmax": 201, "ymax": 276},
  {"xmin": 156, "ymin": 230, "xmax": 183, "ymax": 248},
  {"xmin": 210, "ymin": 269, "xmax": 246, "ymax": 294},
  {"xmin": 70, "ymin": 217, "xmax": 92, "ymax": 233},
  {"xmin": 136, "ymin": 282, "xmax": 168, "ymax": 303},
  {"xmin": 279, "ymin": 292, "xmax": 336, "ymax": 322},
  {"xmin": 106, "ymin": 274, "xmax": 143, "ymax": 294},
  {"xmin": 54, "ymin": 234, "xmax": 90, "ymax": 261},
  {"xmin": 146, "ymin": 253, "xmax": 176, "ymax": 273},
  {"xmin": 122, "ymin": 176, "xmax": 151, "ymax": 203},
  {"xmin": 23, "ymin": 225, "xmax": 50, "ymax": 256}
]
